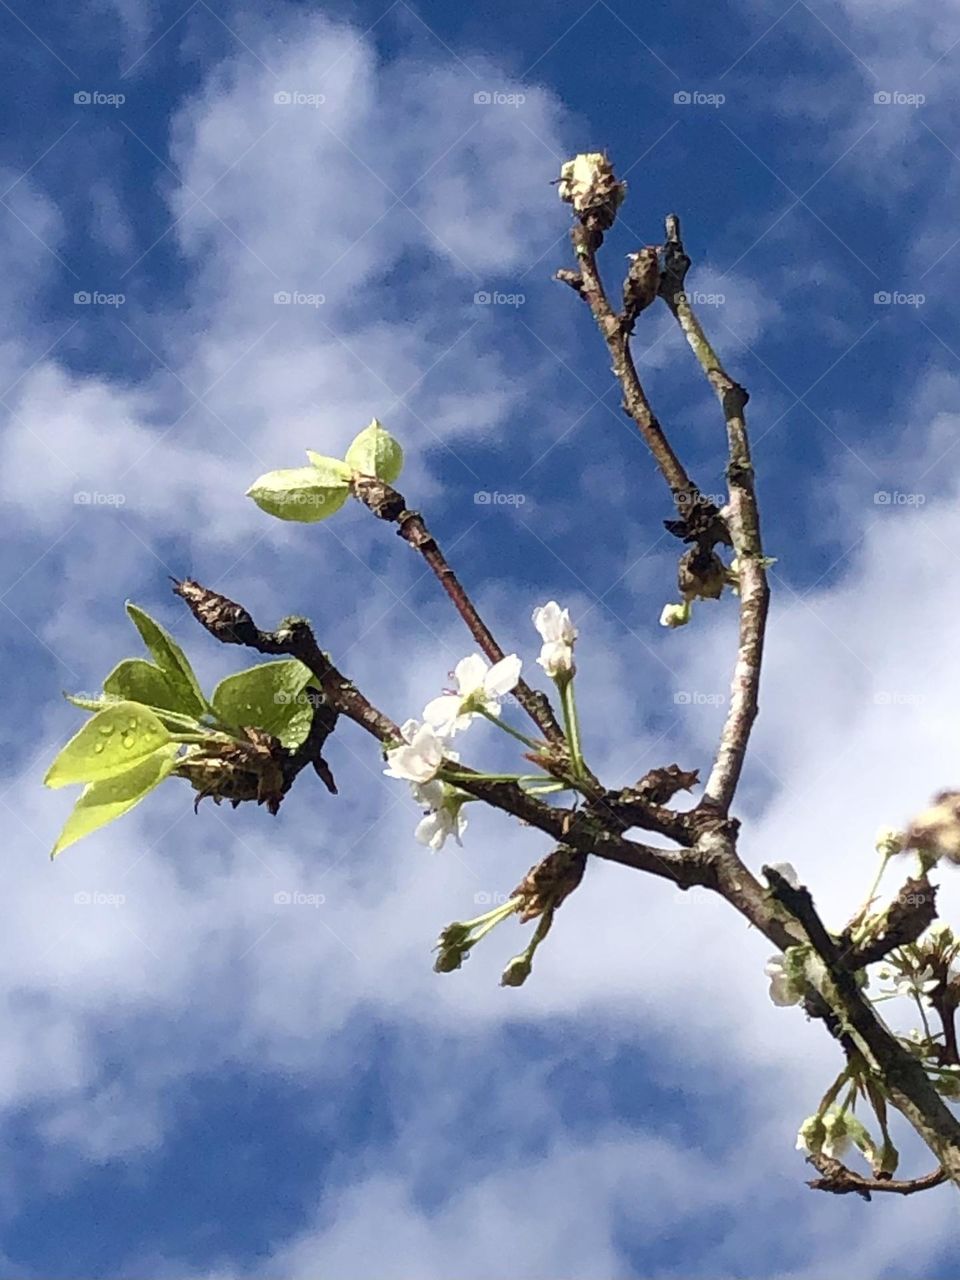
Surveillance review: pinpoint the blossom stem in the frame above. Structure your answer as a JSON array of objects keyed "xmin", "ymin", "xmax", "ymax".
[
  {"xmin": 478, "ymin": 707, "xmax": 542, "ymax": 750},
  {"xmin": 558, "ymin": 676, "xmax": 586, "ymax": 779},
  {"xmin": 442, "ymin": 770, "xmax": 533, "ymax": 784},
  {"xmin": 850, "ymin": 852, "xmax": 894, "ymax": 941}
]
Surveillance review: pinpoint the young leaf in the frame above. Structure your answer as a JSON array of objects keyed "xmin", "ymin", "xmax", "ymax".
[
  {"xmin": 343, "ymin": 419, "xmax": 403, "ymax": 483},
  {"xmin": 50, "ymin": 746, "xmax": 179, "ymax": 859},
  {"xmin": 247, "ymin": 465, "xmax": 350, "ymax": 523},
  {"xmin": 304, "ymin": 453, "xmax": 352, "ymax": 482},
  {"xmin": 103, "ymin": 658, "xmax": 197, "ymax": 715},
  {"xmin": 44, "ymin": 702, "xmax": 173, "ymax": 789},
  {"xmin": 125, "ymin": 604, "xmax": 207, "ymax": 716},
  {"xmin": 211, "ymin": 659, "xmax": 315, "ymax": 747}
]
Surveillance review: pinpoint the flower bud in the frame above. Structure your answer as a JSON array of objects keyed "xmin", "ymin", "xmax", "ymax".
[{"xmin": 500, "ymin": 954, "xmax": 533, "ymax": 987}]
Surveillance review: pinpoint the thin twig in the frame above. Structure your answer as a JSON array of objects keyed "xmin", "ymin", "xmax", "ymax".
[
  {"xmin": 351, "ymin": 475, "xmax": 564, "ymax": 745},
  {"xmin": 657, "ymin": 214, "xmax": 770, "ymax": 815},
  {"xmin": 806, "ymin": 1153, "xmax": 947, "ymax": 1198}
]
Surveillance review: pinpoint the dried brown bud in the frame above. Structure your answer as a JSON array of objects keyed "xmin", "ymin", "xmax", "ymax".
[
  {"xmin": 905, "ymin": 791, "xmax": 960, "ymax": 866},
  {"xmin": 177, "ymin": 726, "xmax": 287, "ymax": 815},
  {"xmin": 678, "ymin": 547, "xmax": 727, "ymax": 601},
  {"xmin": 172, "ymin": 579, "xmax": 259, "ymax": 647},
  {"xmin": 630, "ymin": 765, "xmax": 699, "ymax": 806},
  {"xmin": 621, "ymin": 247, "xmax": 660, "ymax": 330},
  {"xmin": 511, "ymin": 845, "xmax": 586, "ymax": 923}
]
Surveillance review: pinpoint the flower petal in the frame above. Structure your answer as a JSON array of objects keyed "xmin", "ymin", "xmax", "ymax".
[
  {"xmin": 484, "ymin": 653, "xmax": 522, "ymax": 697},
  {"xmin": 454, "ymin": 654, "xmax": 488, "ymax": 696}
]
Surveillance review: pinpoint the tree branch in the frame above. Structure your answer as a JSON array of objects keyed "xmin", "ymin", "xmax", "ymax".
[
  {"xmin": 351, "ymin": 475, "xmax": 564, "ymax": 746},
  {"xmin": 658, "ymin": 213, "xmax": 770, "ymax": 816}
]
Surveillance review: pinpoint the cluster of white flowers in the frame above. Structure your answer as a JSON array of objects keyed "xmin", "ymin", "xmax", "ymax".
[{"xmin": 384, "ymin": 602, "xmax": 578, "ymax": 850}]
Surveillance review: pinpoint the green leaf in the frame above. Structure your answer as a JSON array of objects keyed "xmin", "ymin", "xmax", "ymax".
[
  {"xmin": 125, "ymin": 604, "xmax": 207, "ymax": 716},
  {"xmin": 44, "ymin": 702, "xmax": 173, "ymax": 789},
  {"xmin": 103, "ymin": 658, "xmax": 198, "ymax": 715},
  {"xmin": 247, "ymin": 465, "xmax": 350, "ymax": 523},
  {"xmin": 343, "ymin": 419, "xmax": 403, "ymax": 483},
  {"xmin": 211, "ymin": 659, "xmax": 316, "ymax": 747},
  {"xmin": 50, "ymin": 746, "xmax": 178, "ymax": 858},
  {"xmin": 304, "ymin": 453, "xmax": 352, "ymax": 482}
]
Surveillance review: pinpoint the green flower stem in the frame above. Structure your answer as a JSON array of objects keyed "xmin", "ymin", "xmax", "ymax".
[
  {"xmin": 850, "ymin": 852, "xmax": 894, "ymax": 942},
  {"xmin": 460, "ymin": 896, "xmax": 524, "ymax": 934},
  {"xmin": 558, "ymin": 675, "xmax": 585, "ymax": 779},
  {"xmin": 478, "ymin": 707, "xmax": 542, "ymax": 750},
  {"xmin": 817, "ymin": 1067, "xmax": 850, "ymax": 1116},
  {"xmin": 442, "ymin": 770, "xmax": 532, "ymax": 784}
]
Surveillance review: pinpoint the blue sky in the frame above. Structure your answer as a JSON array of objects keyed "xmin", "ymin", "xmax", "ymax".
[{"xmin": 3, "ymin": 0, "xmax": 960, "ymax": 1276}]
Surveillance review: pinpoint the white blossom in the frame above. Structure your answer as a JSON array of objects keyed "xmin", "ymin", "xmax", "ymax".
[
  {"xmin": 821, "ymin": 1111, "xmax": 852, "ymax": 1160},
  {"xmin": 532, "ymin": 601, "xmax": 577, "ymax": 678},
  {"xmin": 659, "ymin": 601, "xmax": 691, "ymax": 628},
  {"xmin": 765, "ymin": 954, "xmax": 803, "ymax": 1007},
  {"xmin": 795, "ymin": 1114, "xmax": 825, "ymax": 1155},
  {"xmin": 423, "ymin": 653, "xmax": 521, "ymax": 737},
  {"xmin": 894, "ymin": 966, "xmax": 939, "ymax": 998},
  {"xmin": 412, "ymin": 780, "xmax": 468, "ymax": 851},
  {"xmin": 383, "ymin": 720, "xmax": 450, "ymax": 784}
]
